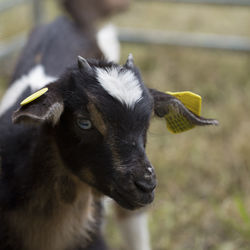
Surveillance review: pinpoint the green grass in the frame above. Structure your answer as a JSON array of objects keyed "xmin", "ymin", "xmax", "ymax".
[{"xmin": 1, "ymin": 1, "xmax": 250, "ymax": 249}]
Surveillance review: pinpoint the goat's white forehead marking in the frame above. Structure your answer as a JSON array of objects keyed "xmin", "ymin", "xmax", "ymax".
[
  {"xmin": 95, "ymin": 67, "xmax": 143, "ymax": 108},
  {"xmin": 0, "ymin": 65, "xmax": 57, "ymax": 117}
]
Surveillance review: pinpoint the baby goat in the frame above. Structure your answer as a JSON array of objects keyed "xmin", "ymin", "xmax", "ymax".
[
  {"xmin": 0, "ymin": 55, "xmax": 217, "ymax": 250},
  {"xmin": 0, "ymin": 55, "xmax": 156, "ymax": 250},
  {"xmin": 0, "ymin": 4, "xmax": 217, "ymax": 250}
]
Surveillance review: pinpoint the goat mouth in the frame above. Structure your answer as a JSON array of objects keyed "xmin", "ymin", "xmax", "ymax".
[{"xmin": 112, "ymin": 185, "xmax": 154, "ymax": 210}]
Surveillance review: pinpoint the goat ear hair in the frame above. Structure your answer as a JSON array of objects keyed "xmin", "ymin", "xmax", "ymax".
[
  {"xmin": 77, "ymin": 56, "xmax": 93, "ymax": 74},
  {"xmin": 149, "ymin": 88, "xmax": 218, "ymax": 126},
  {"xmin": 12, "ymin": 85, "xmax": 64, "ymax": 126},
  {"xmin": 125, "ymin": 53, "xmax": 134, "ymax": 68}
]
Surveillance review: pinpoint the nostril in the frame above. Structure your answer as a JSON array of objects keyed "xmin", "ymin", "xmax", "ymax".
[{"xmin": 134, "ymin": 180, "xmax": 156, "ymax": 193}]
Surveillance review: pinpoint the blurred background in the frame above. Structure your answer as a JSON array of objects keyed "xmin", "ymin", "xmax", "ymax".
[{"xmin": 0, "ymin": 0, "xmax": 250, "ymax": 249}]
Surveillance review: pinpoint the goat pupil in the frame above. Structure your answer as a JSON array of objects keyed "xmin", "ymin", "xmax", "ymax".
[{"xmin": 77, "ymin": 119, "xmax": 92, "ymax": 129}]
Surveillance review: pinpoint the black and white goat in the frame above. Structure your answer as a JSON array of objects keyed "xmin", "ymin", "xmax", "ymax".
[{"xmin": 0, "ymin": 2, "xmax": 218, "ymax": 250}]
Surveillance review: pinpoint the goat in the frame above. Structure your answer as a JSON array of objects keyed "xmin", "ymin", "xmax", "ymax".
[
  {"xmin": 0, "ymin": 59, "xmax": 218, "ymax": 250},
  {"xmin": 0, "ymin": 3, "xmax": 218, "ymax": 250},
  {"xmin": 0, "ymin": 53, "xmax": 157, "ymax": 250}
]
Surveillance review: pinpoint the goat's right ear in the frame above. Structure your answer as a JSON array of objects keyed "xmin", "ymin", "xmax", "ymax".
[
  {"xmin": 12, "ymin": 85, "xmax": 64, "ymax": 126},
  {"xmin": 149, "ymin": 88, "xmax": 218, "ymax": 132}
]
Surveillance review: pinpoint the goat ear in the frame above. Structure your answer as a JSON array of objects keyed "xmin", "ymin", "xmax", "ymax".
[
  {"xmin": 124, "ymin": 53, "xmax": 134, "ymax": 68},
  {"xmin": 78, "ymin": 56, "xmax": 93, "ymax": 74},
  {"xmin": 149, "ymin": 88, "xmax": 218, "ymax": 127},
  {"xmin": 12, "ymin": 85, "xmax": 64, "ymax": 126}
]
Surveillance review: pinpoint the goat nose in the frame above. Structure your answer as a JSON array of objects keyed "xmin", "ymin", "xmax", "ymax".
[{"xmin": 134, "ymin": 179, "xmax": 156, "ymax": 193}]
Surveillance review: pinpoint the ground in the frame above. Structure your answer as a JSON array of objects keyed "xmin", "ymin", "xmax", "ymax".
[{"xmin": 0, "ymin": 1, "xmax": 250, "ymax": 249}]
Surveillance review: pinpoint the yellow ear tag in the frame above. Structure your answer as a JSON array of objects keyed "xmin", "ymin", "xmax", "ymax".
[
  {"xmin": 165, "ymin": 91, "xmax": 202, "ymax": 134},
  {"xmin": 20, "ymin": 88, "xmax": 48, "ymax": 106}
]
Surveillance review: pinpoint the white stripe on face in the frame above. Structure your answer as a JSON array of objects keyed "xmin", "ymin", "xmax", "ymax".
[
  {"xmin": 95, "ymin": 67, "xmax": 143, "ymax": 108},
  {"xmin": 0, "ymin": 65, "xmax": 57, "ymax": 117}
]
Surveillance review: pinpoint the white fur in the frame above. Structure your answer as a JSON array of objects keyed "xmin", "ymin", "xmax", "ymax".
[
  {"xmin": 95, "ymin": 67, "xmax": 143, "ymax": 108},
  {"xmin": 118, "ymin": 213, "xmax": 151, "ymax": 250},
  {"xmin": 0, "ymin": 65, "xmax": 57, "ymax": 117},
  {"xmin": 97, "ymin": 24, "xmax": 120, "ymax": 63}
]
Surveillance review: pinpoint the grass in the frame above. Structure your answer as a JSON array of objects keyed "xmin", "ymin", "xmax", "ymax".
[
  {"xmin": 1, "ymin": 1, "xmax": 250, "ymax": 249},
  {"xmin": 110, "ymin": 45, "xmax": 250, "ymax": 250}
]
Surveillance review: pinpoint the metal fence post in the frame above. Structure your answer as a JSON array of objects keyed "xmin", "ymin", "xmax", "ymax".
[{"xmin": 32, "ymin": 0, "xmax": 44, "ymax": 25}]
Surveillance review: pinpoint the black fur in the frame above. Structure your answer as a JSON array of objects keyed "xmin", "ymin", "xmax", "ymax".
[{"xmin": 0, "ymin": 19, "xmax": 157, "ymax": 248}]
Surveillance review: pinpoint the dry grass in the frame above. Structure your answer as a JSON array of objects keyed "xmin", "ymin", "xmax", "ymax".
[
  {"xmin": 118, "ymin": 46, "xmax": 250, "ymax": 250},
  {"xmin": 1, "ymin": 1, "xmax": 250, "ymax": 250}
]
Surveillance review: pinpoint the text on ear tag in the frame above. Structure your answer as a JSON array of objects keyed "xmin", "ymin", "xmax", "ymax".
[
  {"xmin": 20, "ymin": 88, "xmax": 48, "ymax": 106},
  {"xmin": 165, "ymin": 91, "xmax": 202, "ymax": 134}
]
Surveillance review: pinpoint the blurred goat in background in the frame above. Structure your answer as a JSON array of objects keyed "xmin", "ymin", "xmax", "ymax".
[{"xmin": 61, "ymin": 0, "xmax": 130, "ymax": 29}]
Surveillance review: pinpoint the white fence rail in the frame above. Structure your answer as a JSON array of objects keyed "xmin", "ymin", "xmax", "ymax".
[
  {"xmin": 0, "ymin": 0, "xmax": 250, "ymax": 60},
  {"xmin": 118, "ymin": 28, "xmax": 250, "ymax": 52},
  {"xmin": 139, "ymin": 0, "xmax": 250, "ymax": 6}
]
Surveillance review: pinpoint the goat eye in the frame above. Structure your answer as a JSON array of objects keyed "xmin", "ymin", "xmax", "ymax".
[{"xmin": 77, "ymin": 118, "xmax": 92, "ymax": 130}]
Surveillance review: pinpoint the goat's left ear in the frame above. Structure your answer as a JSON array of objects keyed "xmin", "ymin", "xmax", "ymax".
[
  {"xmin": 12, "ymin": 85, "xmax": 64, "ymax": 126},
  {"xmin": 149, "ymin": 88, "xmax": 218, "ymax": 130}
]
